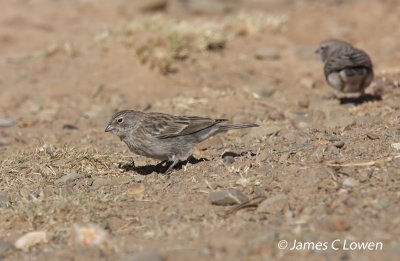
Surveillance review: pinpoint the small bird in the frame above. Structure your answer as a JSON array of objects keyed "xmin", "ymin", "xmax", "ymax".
[
  {"xmin": 105, "ymin": 110, "xmax": 258, "ymax": 174},
  {"xmin": 316, "ymin": 39, "xmax": 373, "ymax": 95}
]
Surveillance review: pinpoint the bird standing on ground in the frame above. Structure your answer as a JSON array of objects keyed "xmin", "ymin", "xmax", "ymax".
[
  {"xmin": 316, "ymin": 39, "xmax": 374, "ymax": 95},
  {"xmin": 105, "ymin": 110, "xmax": 258, "ymax": 174}
]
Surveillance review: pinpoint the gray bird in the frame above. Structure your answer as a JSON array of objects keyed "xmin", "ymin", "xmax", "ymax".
[
  {"xmin": 105, "ymin": 110, "xmax": 258, "ymax": 174},
  {"xmin": 316, "ymin": 39, "xmax": 374, "ymax": 94}
]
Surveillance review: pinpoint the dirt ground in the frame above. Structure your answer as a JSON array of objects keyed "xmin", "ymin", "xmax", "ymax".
[{"xmin": 1, "ymin": 0, "xmax": 400, "ymax": 260}]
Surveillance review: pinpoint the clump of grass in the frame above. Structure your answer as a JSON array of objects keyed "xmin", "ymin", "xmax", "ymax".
[{"xmin": 1, "ymin": 189, "xmax": 122, "ymax": 243}]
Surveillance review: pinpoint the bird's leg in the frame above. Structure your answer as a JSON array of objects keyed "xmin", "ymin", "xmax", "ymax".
[{"xmin": 163, "ymin": 159, "xmax": 179, "ymax": 174}]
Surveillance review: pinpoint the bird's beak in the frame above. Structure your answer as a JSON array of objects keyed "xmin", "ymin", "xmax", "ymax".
[
  {"xmin": 105, "ymin": 124, "xmax": 114, "ymax": 132},
  {"xmin": 315, "ymin": 48, "xmax": 321, "ymax": 54}
]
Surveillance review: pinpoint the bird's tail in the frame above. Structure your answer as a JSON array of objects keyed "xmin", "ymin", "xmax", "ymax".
[{"xmin": 217, "ymin": 123, "xmax": 259, "ymax": 132}]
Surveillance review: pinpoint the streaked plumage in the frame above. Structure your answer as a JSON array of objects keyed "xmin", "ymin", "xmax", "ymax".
[
  {"xmin": 316, "ymin": 39, "xmax": 373, "ymax": 94},
  {"xmin": 105, "ymin": 110, "xmax": 258, "ymax": 173}
]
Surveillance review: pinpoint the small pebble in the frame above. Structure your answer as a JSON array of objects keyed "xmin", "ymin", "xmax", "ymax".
[
  {"xmin": 332, "ymin": 140, "xmax": 345, "ymax": 148},
  {"xmin": 222, "ymin": 155, "xmax": 235, "ymax": 164},
  {"xmin": 342, "ymin": 178, "xmax": 359, "ymax": 187},
  {"xmin": 127, "ymin": 183, "xmax": 145, "ymax": 200},
  {"xmin": 0, "ymin": 117, "xmax": 16, "ymax": 128},
  {"xmin": 256, "ymin": 194, "xmax": 288, "ymax": 214},
  {"xmin": 254, "ymin": 48, "xmax": 280, "ymax": 60},
  {"xmin": 0, "ymin": 192, "xmax": 11, "ymax": 208},
  {"xmin": 62, "ymin": 124, "xmax": 79, "ymax": 130},
  {"xmin": 366, "ymin": 133, "xmax": 379, "ymax": 140},
  {"xmin": 391, "ymin": 143, "xmax": 400, "ymax": 151},
  {"xmin": 14, "ymin": 231, "xmax": 48, "ymax": 251},
  {"xmin": 209, "ymin": 188, "xmax": 248, "ymax": 206},
  {"xmin": 0, "ymin": 240, "xmax": 13, "ymax": 256},
  {"xmin": 55, "ymin": 173, "xmax": 86, "ymax": 185},
  {"xmin": 74, "ymin": 224, "xmax": 112, "ymax": 249}
]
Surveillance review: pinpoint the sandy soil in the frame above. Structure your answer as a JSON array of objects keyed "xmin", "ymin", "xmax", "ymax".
[{"xmin": 1, "ymin": 0, "xmax": 400, "ymax": 260}]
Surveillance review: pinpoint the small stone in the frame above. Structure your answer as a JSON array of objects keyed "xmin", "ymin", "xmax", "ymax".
[
  {"xmin": 222, "ymin": 155, "xmax": 235, "ymax": 164},
  {"xmin": 268, "ymin": 111, "xmax": 285, "ymax": 121},
  {"xmin": 366, "ymin": 133, "xmax": 379, "ymax": 140},
  {"xmin": 279, "ymin": 152, "xmax": 290, "ymax": 163},
  {"xmin": 300, "ymin": 77, "xmax": 315, "ymax": 89},
  {"xmin": 326, "ymin": 215, "xmax": 351, "ymax": 231},
  {"xmin": 298, "ymin": 99, "xmax": 310, "ymax": 108},
  {"xmin": 14, "ymin": 231, "xmax": 48, "ymax": 251},
  {"xmin": 0, "ymin": 138, "xmax": 9, "ymax": 146},
  {"xmin": 138, "ymin": 0, "xmax": 168, "ymax": 12},
  {"xmin": 256, "ymin": 194, "xmax": 288, "ymax": 214},
  {"xmin": 0, "ymin": 117, "xmax": 16, "ymax": 128},
  {"xmin": 342, "ymin": 178, "xmax": 359, "ymax": 187},
  {"xmin": 391, "ymin": 143, "xmax": 400, "ymax": 151},
  {"xmin": 126, "ymin": 250, "xmax": 163, "ymax": 261},
  {"xmin": 332, "ymin": 140, "xmax": 345, "ymax": 148},
  {"xmin": 209, "ymin": 188, "xmax": 248, "ymax": 206},
  {"xmin": 249, "ymin": 125, "xmax": 280, "ymax": 138},
  {"xmin": 254, "ymin": 48, "xmax": 280, "ymax": 60},
  {"xmin": 62, "ymin": 124, "xmax": 79, "ymax": 130},
  {"xmin": 127, "ymin": 183, "xmax": 145, "ymax": 200},
  {"xmin": 74, "ymin": 224, "xmax": 112, "ymax": 250},
  {"xmin": 0, "ymin": 192, "xmax": 11, "ymax": 208},
  {"xmin": 55, "ymin": 173, "xmax": 86, "ymax": 185},
  {"xmin": 38, "ymin": 144, "xmax": 55, "ymax": 155},
  {"xmin": 0, "ymin": 240, "xmax": 13, "ymax": 257}
]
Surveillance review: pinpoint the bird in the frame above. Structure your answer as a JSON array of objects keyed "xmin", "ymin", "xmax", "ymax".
[
  {"xmin": 316, "ymin": 39, "xmax": 373, "ymax": 95},
  {"xmin": 105, "ymin": 110, "xmax": 259, "ymax": 174}
]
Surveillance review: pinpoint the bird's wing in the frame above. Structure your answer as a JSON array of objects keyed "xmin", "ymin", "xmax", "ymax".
[
  {"xmin": 146, "ymin": 113, "xmax": 227, "ymax": 139},
  {"xmin": 325, "ymin": 47, "xmax": 372, "ymax": 73}
]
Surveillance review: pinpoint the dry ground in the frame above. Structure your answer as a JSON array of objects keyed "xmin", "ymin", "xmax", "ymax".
[{"xmin": 1, "ymin": 0, "xmax": 400, "ymax": 260}]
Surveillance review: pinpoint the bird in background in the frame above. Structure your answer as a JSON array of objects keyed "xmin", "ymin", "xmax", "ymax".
[
  {"xmin": 105, "ymin": 110, "xmax": 259, "ymax": 174},
  {"xmin": 316, "ymin": 39, "xmax": 374, "ymax": 96}
]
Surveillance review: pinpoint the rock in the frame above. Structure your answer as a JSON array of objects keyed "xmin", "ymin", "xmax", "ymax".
[
  {"xmin": 209, "ymin": 188, "xmax": 248, "ymax": 206},
  {"xmin": 0, "ymin": 240, "xmax": 13, "ymax": 257},
  {"xmin": 222, "ymin": 155, "xmax": 235, "ymax": 164},
  {"xmin": 126, "ymin": 250, "xmax": 163, "ymax": 261},
  {"xmin": 172, "ymin": 0, "xmax": 239, "ymax": 14},
  {"xmin": 0, "ymin": 138, "xmax": 9, "ymax": 146},
  {"xmin": 248, "ymin": 84, "xmax": 276, "ymax": 98},
  {"xmin": 138, "ymin": 0, "xmax": 168, "ymax": 12},
  {"xmin": 74, "ymin": 224, "xmax": 112, "ymax": 249},
  {"xmin": 254, "ymin": 48, "xmax": 280, "ymax": 60},
  {"xmin": 332, "ymin": 140, "xmax": 345, "ymax": 148},
  {"xmin": 0, "ymin": 117, "xmax": 16, "ymax": 128},
  {"xmin": 14, "ymin": 231, "xmax": 48, "ymax": 251},
  {"xmin": 391, "ymin": 143, "xmax": 400, "ymax": 151},
  {"xmin": 325, "ymin": 108, "xmax": 356, "ymax": 130},
  {"xmin": 257, "ymin": 194, "xmax": 288, "ymax": 214},
  {"xmin": 342, "ymin": 178, "xmax": 359, "ymax": 187},
  {"xmin": 127, "ymin": 183, "xmax": 145, "ymax": 200},
  {"xmin": 0, "ymin": 192, "xmax": 11, "ymax": 208},
  {"xmin": 38, "ymin": 144, "xmax": 55, "ymax": 155},
  {"xmin": 268, "ymin": 111, "xmax": 285, "ymax": 121},
  {"xmin": 62, "ymin": 124, "xmax": 79, "ymax": 130},
  {"xmin": 298, "ymin": 99, "xmax": 310, "ymax": 108},
  {"xmin": 55, "ymin": 173, "xmax": 86, "ymax": 185},
  {"xmin": 366, "ymin": 133, "xmax": 379, "ymax": 140},
  {"xmin": 326, "ymin": 215, "xmax": 351, "ymax": 231},
  {"xmin": 279, "ymin": 152, "xmax": 291, "ymax": 163},
  {"xmin": 300, "ymin": 77, "xmax": 315, "ymax": 89}
]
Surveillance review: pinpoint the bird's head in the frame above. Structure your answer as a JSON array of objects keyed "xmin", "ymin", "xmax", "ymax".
[
  {"xmin": 316, "ymin": 39, "xmax": 350, "ymax": 62},
  {"xmin": 105, "ymin": 110, "xmax": 139, "ymax": 138}
]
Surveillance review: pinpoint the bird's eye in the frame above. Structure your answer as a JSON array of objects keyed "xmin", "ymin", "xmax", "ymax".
[{"xmin": 117, "ymin": 118, "xmax": 123, "ymax": 123}]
